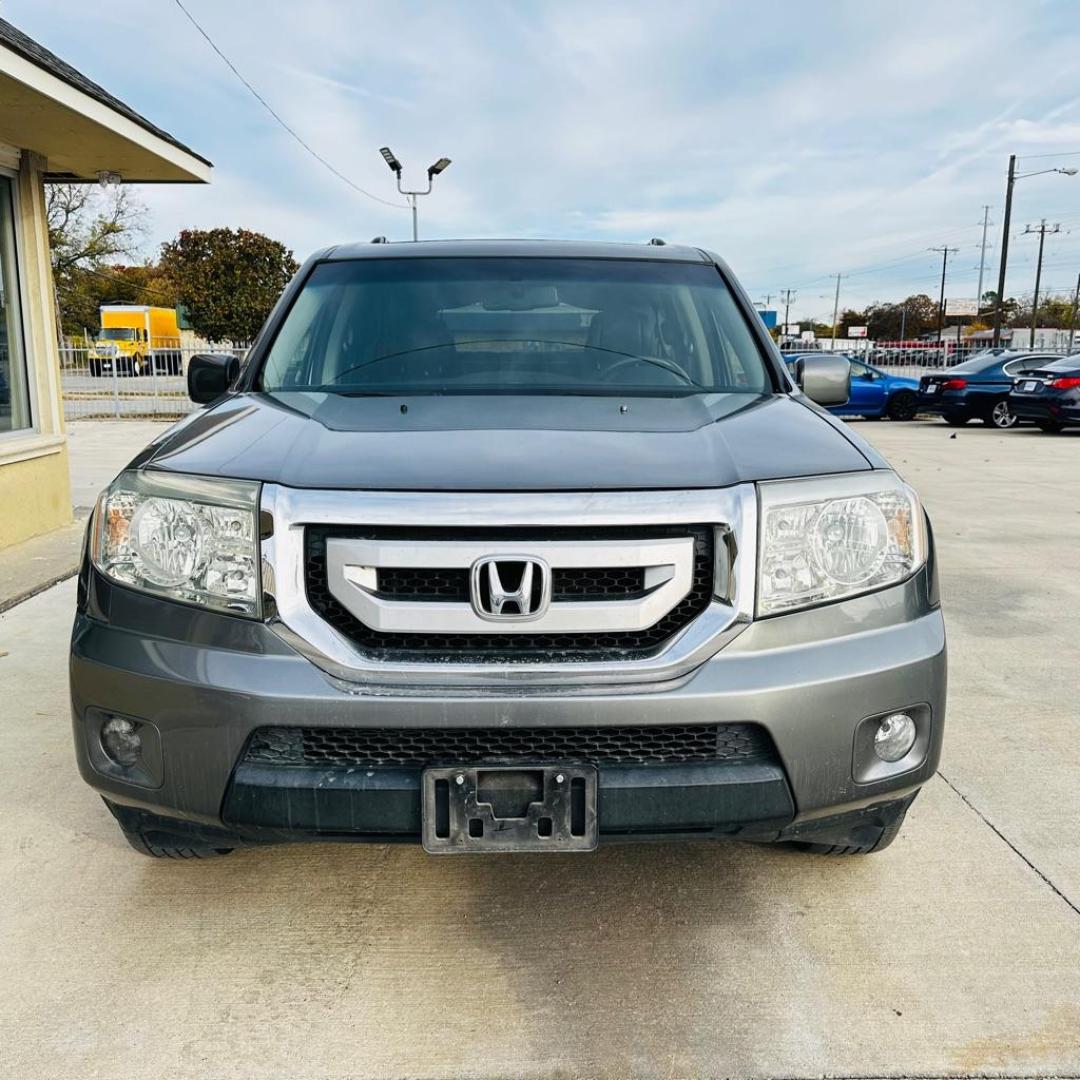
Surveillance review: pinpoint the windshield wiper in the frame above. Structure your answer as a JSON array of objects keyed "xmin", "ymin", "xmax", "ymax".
[{"xmin": 323, "ymin": 338, "xmax": 704, "ymax": 389}]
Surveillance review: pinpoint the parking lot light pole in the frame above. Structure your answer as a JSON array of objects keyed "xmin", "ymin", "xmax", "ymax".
[
  {"xmin": 991, "ymin": 157, "xmax": 1077, "ymax": 348},
  {"xmin": 379, "ymin": 147, "xmax": 452, "ymax": 241}
]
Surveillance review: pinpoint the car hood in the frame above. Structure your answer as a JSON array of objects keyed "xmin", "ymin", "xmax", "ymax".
[{"xmin": 135, "ymin": 390, "xmax": 876, "ymax": 491}]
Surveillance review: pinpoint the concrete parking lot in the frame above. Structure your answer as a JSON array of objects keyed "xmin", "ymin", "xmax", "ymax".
[{"xmin": 1, "ymin": 419, "xmax": 1078, "ymax": 1079}]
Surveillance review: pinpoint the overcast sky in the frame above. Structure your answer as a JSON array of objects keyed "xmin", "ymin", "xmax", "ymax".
[{"xmin": 10, "ymin": 0, "xmax": 1080, "ymax": 321}]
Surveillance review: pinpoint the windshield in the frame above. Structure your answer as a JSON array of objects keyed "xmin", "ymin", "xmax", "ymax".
[
  {"xmin": 99, "ymin": 328, "xmax": 136, "ymax": 341},
  {"xmin": 259, "ymin": 257, "xmax": 772, "ymax": 396}
]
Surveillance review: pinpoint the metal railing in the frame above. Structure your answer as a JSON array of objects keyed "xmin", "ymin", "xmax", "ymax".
[
  {"xmin": 59, "ymin": 343, "xmax": 246, "ymax": 421},
  {"xmin": 59, "ymin": 337, "xmax": 1078, "ymax": 420}
]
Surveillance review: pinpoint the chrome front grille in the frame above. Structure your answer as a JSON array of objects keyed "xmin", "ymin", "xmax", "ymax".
[
  {"xmin": 259, "ymin": 485, "xmax": 757, "ymax": 687},
  {"xmin": 304, "ymin": 525, "xmax": 714, "ymax": 662}
]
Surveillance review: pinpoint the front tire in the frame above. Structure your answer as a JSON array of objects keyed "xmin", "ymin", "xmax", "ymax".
[
  {"xmin": 886, "ymin": 390, "xmax": 918, "ymax": 421},
  {"xmin": 120, "ymin": 828, "xmax": 234, "ymax": 859},
  {"xmin": 986, "ymin": 399, "xmax": 1018, "ymax": 429},
  {"xmin": 943, "ymin": 411, "xmax": 969, "ymax": 426},
  {"xmin": 1037, "ymin": 420, "xmax": 1064, "ymax": 433}
]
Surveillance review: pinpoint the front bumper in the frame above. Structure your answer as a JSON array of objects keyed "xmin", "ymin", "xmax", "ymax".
[{"xmin": 71, "ymin": 555, "xmax": 946, "ymax": 847}]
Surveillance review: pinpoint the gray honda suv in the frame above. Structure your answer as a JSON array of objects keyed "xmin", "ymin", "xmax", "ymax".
[{"xmin": 70, "ymin": 240, "xmax": 945, "ymax": 858}]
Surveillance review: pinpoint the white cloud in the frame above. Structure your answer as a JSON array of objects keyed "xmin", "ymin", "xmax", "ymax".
[{"xmin": 9, "ymin": 0, "xmax": 1080, "ymax": 315}]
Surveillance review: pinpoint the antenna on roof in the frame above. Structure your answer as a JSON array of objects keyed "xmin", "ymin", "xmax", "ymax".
[
  {"xmin": 647, "ymin": 237, "xmax": 666, "ymax": 246},
  {"xmin": 371, "ymin": 236, "xmax": 389, "ymax": 244}
]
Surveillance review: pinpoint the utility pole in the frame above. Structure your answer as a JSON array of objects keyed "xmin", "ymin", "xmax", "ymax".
[
  {"xmin": 899, "ymin": 305, "xmax": 907, "ymax": 341},
  {"xmin": 780, "ymin": 288, "xmax": 797, "ymax": 343},
  {"xmin": 990, "ymin": 154, "xmax": 1078, "ymax": 346},
  {"xmin": 930, "ymin": 246, "xmax": 959, "ymax": 344},
  {"xmin": 992, "ymin": 155, "xmax": 1016, "ymax": 348},
  {"xmin": 1069, "ymin": 271, "xmax": 1080, "ymax": 354},
  {"xmin": 1022, "ymin": 220, "xmax": 1061, "ymax": 348},
  {"xmin": 830, "ymin": 273, "xmax": 845, "ymax": 347},
  {"xmin": 976, "ymin": 205, "xmax": 992, "ymax": 316}
]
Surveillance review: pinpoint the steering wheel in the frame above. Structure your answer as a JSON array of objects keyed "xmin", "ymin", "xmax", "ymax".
[{"xmin": 597, "ymin": 354, "xmax": 697, "ymax": 387}]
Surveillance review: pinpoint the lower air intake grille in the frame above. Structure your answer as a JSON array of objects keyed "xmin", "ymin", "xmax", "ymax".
[{"xmin": 244, "ymin": 723, "xmax": 775, "ymax": 768}]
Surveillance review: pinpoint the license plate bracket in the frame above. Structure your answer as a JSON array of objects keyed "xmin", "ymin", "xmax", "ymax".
[{"xmin": 422, "ymin": 764, "xmax": 598, "ymax": 853}]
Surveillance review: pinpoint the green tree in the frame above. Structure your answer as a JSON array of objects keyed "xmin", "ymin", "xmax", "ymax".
[
  {"xmin": 1009, "ymin": 293, "xmax": 1074, "ymax": 329},
  {"xmin": 160, "ymin": 227, "xmax": 299, "ymax": 344},
  {"xmin": 864, "ymin": 294, "xmax": 938, "ymax": 339}
]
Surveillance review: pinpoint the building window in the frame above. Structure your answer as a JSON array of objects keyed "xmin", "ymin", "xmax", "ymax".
[{"xmin": 0, "ymin": 175, "xmax": 30, "ymax": 434}]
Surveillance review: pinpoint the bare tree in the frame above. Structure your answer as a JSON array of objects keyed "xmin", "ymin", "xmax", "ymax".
[
  {"xmin": 46, "ymin": 183, "xmax": 147, "ymax": 272},
  {"xmin": 45, "ymin": 183, "xmax": 148, "ymax": 341}
]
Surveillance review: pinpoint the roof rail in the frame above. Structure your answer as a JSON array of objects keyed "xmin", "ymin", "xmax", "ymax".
[
  {"xmin": 371, "ymin": 235, "xmax": 389, "ymax": 244},
  {"xmin": 647, "ymin": 237, "xmax": 666, "ymax": 246}
]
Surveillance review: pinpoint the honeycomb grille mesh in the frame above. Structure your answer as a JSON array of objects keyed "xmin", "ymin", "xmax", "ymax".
[
  {"xmin": 374, "ymin": 565, "xmax": 646, "ymax": 603},
  {"xmin": 305, "ymin": 525, "xmax": 714, "ymax": 662},
  {"xmin": 245, "ymin": 724, "xmax": 775, "ymax": 768}
]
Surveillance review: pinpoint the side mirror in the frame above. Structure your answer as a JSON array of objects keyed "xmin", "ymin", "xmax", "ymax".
[
  {"xmin": 794, "ymin": 354, "xmax": 851, "ymax": 406},
  {"xmin": 187, "ymin": 352, "xmax": 240, "ymax": 404}
]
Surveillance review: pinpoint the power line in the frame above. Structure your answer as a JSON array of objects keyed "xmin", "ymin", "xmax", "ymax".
[
  {"xmin": 1016, "ymin": 150, "xmax": 1080, "ymax": 160},
  {"xmin": 170, "ymin": 0, "xmax": 408, "ymax": 210}
]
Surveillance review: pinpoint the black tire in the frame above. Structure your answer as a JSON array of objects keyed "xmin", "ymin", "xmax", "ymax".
[
  {"xmin": 88, "ymin": 359, "xmax": 102, "ymax": 378},
  {"xmin": 119, "ymin": 827, "xmax": 234, "ymax": 859},
  {"xmin": 886, "ymin": 390, "xmax": 918, "ymax": 421},
  {"xmin": 1037, "ymin": 420, "xmax": 1064, "ymax": 433},
  {"xmin": 985, "ymin": 399, "xmax": 1018, "ymax": 429},
  {"xmin": 943, "ymin": 412, "xmax": 969, "ymax": 426}
]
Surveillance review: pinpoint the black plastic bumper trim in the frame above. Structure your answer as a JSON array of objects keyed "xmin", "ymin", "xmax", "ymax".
[{"xmin": 220, "ymin": 759, "xmax": 795, "ymax": 842}]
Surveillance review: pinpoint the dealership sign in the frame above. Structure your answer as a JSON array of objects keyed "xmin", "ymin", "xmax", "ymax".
[
  {"xmin": 945, "ymin": 298, "xmax": 978, "ymax": 316},
  {"xmin": 847, "ymin": 325, "xmax": 869, "ymax": 338}
]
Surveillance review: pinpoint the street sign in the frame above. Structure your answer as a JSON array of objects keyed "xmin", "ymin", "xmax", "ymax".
[
  {"xmin": 847, "ymin": 326, "xmax": 869, "ymax": 338},
  {"xmin": 782, "ymin": 324, "xmax": 801, "ymax": 336},
  {"xmin": 757, "ymin": 309, "xmax": 777, "ymax": 329},
  {"xmin": 945, "ymin": 298, "xmax": 978, "ymax": 316},
  {"xmin": 800, "ymin": 330, "xmax": 816, "ymax": 342}
]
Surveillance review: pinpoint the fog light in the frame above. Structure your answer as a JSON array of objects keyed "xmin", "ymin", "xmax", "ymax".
[
  {"xmin": 101, "ymin": 717, "xmax": 141, "ymax": 767},
  {"xmin": 874, "ymin": 712, "xmax": 916, "ymax": 762}
]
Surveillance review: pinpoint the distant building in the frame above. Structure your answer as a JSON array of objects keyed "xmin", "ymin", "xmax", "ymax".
[{"xmin": 965, "ymin": 328, "xmax": 1075, "ymax": 350}]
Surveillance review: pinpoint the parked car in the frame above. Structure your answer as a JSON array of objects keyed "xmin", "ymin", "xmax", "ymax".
[
  {"xmin": 918, "ymin": 350, "xmax": 1063, "ymax": 428},
  {"xmin": 784, "ymin": 353, "xmax": 919, "ymax": 420},
  {"xmin": 71, "ymin": 239, "xmax": 945, "ymax": 860},
  {"xmin": 1008, "ymin": 354, "xmax": 1080, "ymax": 432}
]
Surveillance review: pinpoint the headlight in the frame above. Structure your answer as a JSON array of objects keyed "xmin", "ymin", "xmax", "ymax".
[
  {"xmin": 757, "ymin": 471, "xmax": 926, "ymax": 616},
  {"xmin": 91, "ymin": 471, "xmax": 261, "ymax": 617}
]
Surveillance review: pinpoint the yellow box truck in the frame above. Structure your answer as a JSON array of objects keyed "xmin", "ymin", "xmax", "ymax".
[{"xmin": 88, "ymin": 305, "xmax": 182, "ymax": 377}]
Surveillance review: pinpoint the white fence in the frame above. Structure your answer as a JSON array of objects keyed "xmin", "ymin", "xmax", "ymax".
[
  {"xmin": 59, "ymin": 344, "xmax": 246, "ymax": 421},
  {"xmin": 59, "ymin": 338, "xmax": 1079, "ymax": 421}
]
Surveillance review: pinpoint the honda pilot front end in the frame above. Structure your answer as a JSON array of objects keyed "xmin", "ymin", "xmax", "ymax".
[{"xmin": 71, "ymin": 240, "xmax": 945, "ymax": 859}]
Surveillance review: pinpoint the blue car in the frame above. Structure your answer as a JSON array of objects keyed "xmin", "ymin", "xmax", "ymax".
[
  {"xmin": 917, "ymin": 350, "xmax": 1061, "ymax": 428},
  {"xmin": 784, "ymin": 353, "xmax": 920, "ymax": 420}
]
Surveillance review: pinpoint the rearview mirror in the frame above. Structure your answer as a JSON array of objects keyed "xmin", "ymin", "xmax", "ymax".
[
  {"xmin": 794, "ymin": 354, "xmax": 850, "ymax": 407},
  {"xmin": 187, "ymin": 353, "xmax": 240, "ymax": 404}
]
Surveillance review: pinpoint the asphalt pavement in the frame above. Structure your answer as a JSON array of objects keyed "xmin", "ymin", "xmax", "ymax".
[{"xmin": 0, "ymin": 419, "xmax": 1078, "ymax": 1079}]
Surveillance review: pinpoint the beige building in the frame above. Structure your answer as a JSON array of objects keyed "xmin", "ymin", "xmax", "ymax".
[{"xmin": 0, "ymin": 18, "xmax": 209, "ymax": 548}]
